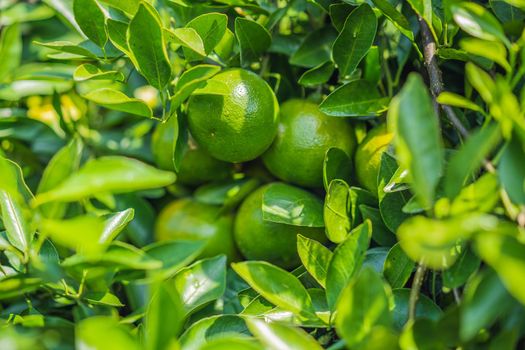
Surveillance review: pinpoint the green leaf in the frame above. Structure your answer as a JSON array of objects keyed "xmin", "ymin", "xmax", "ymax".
[
  {"xmin": 235, "ymin": 18, "xmax": 271, "ymax": 67},
  {"xmin": 387, "ymin": 73, "xmax": 444, "ymax": 208},
  {"xmin": 0, "ymin": 23, "xmax": 22, "ymax": 82},
  {"xmin": 332, "ymin": 4, "xmax": 377, "ymax": 77},
  {"xmin": 128, "ymin": 2, "xmax": 171, "ymax": 89},
  {"xmin": 460, "ymin": 269, "xmax": 514, "ymax": 341},
  {"xmin": 107, "ymin": 19, "xmax": 131, "ymax": 56},
  {"xmin": 406, "ymin": 0, "xmax": 433, "ymax": 36},
  {"xmin": 442, "ymin": 247, "xmax": 480, "ymax": 289},
  {"xmin": 444, "ymin": 124, "xmax": 501, "ymax": 199},
  {"xmin": 194, "ymin": 178, "xmax": 259, "ymax": 211},
  {"xmin": 459, "ymin": 38, "xmax": 510, "ymax": 71},
  {"xmin": 73, "ymin": 63, "xmax": 125, "ymax": 82},
  {"xmin": 34, "ymin": 156, "xmax": 175, "ymax": 205},
  {"xmin": 83, "ymin": 88, "xmax": 153, "ymax": 118},
  {"xmin": 475, "ymin": 230, "xmax": 525, "ymax": 305},
  {"xmin": 232, "ymin": 261, "xmax": 318, "ymax": 321},
  {"xmin": 499, "ymin": 133, "xmax": 525, "ymax": 204},
  {"xmin": 323, "ymin": 147, "xmax": 353, "ymax": 191},
  {"xmin": 436, "ymin": 91, "xmax": 484, "ymax": 113},
  {"xmin": 63, "ymin": 241, "xmax": 161, "ymax": 270},
  {"xmin": 326, "ymin": 221, "xmax": 371, "ymax": 310},
  {"xmin": 452, "ymin": 2, "xmax": 509, "ymax": 46},
  {"xmin": 145, "ymin": 280, "xmax": 185, "ymax": 350},
  {"xmin": 0, "ymin": 157, "xmax": 32, "ymax": 253},
  {"xmin": 186, "ymin": 13, "xmax": 228, "ymax": 55},
  {"xmin": 448, "ymin": 173, "xmax": 500, "ymax": 216},
  {"xmin": 397, "ymin": 214, "xmax": 498, "ymax": 269},
  {"xmin": 179, "ymin": 315, "xmax": 251, "ymax": 350},
  {"xmin": 324, "ymin": 179, "xmax": 351, "ymax": 243},
  {"xmin": 371, "ymin": 0, "xmax": 414, "ymax": 40},
  {"xmin": 319, "ymin": 79, "xmax": 389, "ymax": 117},
  {"xmin": 174, "ymin": 255, "xmax": 227, "ymax": 314},
  {"xmin": 297, "ymin": 235, "xmax": 333, "ymax": 288},
  {"xmin": 99, "ymin": 209, "xmax": 135, "ymax": 244},
  {"xmin": 73, "ymin": 0, "xmax": 107, "ymax": 48},
  {"xmin": 378, "ymin": 153, "xmax": 410, "ymax": 232},
  {"xmin": 262, "ymin": 183, "xmax": 324, "ymax": 227},
  {"xmin": 151, "ymin": 115, "xmax": 178, "ymax": 171},
  {"xmin": 247, "ymin": 319, "xmax": 324, "ymax": 350},
  {"xmin": 335, "ymin": 267, "xmax": 392, "ymax": 347},
  {"xmin": 39, "ymin": 215, "xmax": 106, "ymax": 256},
  {"xmin": 99, "ymin": 0, "xmax": 140, "ymax": 16},
  {"xmin": 170, "ymin": 64, "xmax": 221, "ymax": 110},
  {"xmin": 37, "ymin": 137, "xmax": 83, "ymax": 219},
  {"xmin": 298, "ymin": 61, "xmax": 335, "ymax": 87},
  {"xmin": 33, "ymin": 40, "xmax": 98, "ymax": 59},
  {"xmin": 392, "ymin": 289, "xmax": 442, "ymax": 330},
  {"xmin": 383, "ymin": 243, "xmax": 414, "ymax": 288},
  {"xmin": 76, "ymin": 316, "xmax": 140, "ymax": 350},
  {"xmin": 360, "ymin": 205, "xmax": 396, "ymax": 246},
  {"xmin": 290, "ymin": 27, "xmax": 337, "ymax": 68},
  {"xmin": 165, "ymin": 27, "xmax": 206, "ymax": 57}
]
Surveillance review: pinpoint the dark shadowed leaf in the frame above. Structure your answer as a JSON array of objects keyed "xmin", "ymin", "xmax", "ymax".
[{"xmin": 235, "ymin": 18, "xmax": 271, "ymax": 67}]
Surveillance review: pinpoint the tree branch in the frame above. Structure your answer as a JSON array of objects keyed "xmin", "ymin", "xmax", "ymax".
[{"xmin": 418, "ymin": 17, "xmax": 470, "ymax": 139}]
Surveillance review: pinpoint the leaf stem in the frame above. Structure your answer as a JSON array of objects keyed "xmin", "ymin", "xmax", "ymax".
[{"xmin": 408, "ymin": 262, "xmax": 426, "ymax": 322}]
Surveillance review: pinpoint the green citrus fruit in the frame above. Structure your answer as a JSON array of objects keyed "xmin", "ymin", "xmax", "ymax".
[
  {"xmin": 187, "ymin": 69, "xmax": 279, "ymax": 163},
  {"xmin": 262, "ymin": 99, "xmax": 357, "ymax": 188},
  {"xmin": 234, "ymin": 184, "xmax": 327, "ymax": 269},
  {"xmin": 354, "ymin": 123, "xmax": 394, "ymax": 195},
  {"xmin": 177, "ymin": 136, "xmax": 233, "ymax": 186},
  {"xmin": 155, "ymin": 198, "xmax": 238, "ymax": 261}
]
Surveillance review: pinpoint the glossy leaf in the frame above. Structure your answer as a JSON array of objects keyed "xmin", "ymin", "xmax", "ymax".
[
  {"xmin": 170, "ymin": 64, "xmax": 221, "ymax": 110},
  {"xmin": 0, "ymin": 23, "xmax": 22, "ymax": 82},
  {"xmin": 371, "ymin": 0, "xmax": 414, "ymax": 40},
  {"xmin": 247, "ymin": 318, "xmax": 324, "ymax": 350},
  {"xmin": 145, "ymin": 280, "xmax": 185, "ymax": 350},
  {"xmin": 335, "ymin": 267, "xmax": 392, "ymax": 347},
  {"xmin": 325, "ymin": 182, "xmax": 353, "ymax": 246},
  {"xmin": 398, "ymin": 214, "xmax": 498, "ymax": 269},
  {"xmin": 179, "ymin": 315, "xmax": 251, "ymax": 350},
  {"xmin": 383, "ymin": 243, "xmax": 414, "ymax": 288},
  {"xmin": 298, "ymin": 61, "xmax": 335, "ymax": 87},
  {"xmin": 442, "ymin": 247, "xmax": 480, "ymax": 289},
  {"xmin": 186, "ymin": 13, "xmax": 228, "ymax": 55},
  {"xmin": 388, "ymin": 73, "xmax": 444, "ymax": 208},
  {"xmin": 151, "ymin": 115, "xmax": 178, "ymax": 171},
  {"xmin": 76, "ymin": 316, "xmax": 140, "ymax": 350},
  {"xmin": 326, "ymin": 221, "xmax": 371, "ymax": 310},
  {"xmin": 319, "ymin": 79, "xmax": 389, "ymax": 117},
  {"xmin": 452, "ymin": 2, "xmax": 509, "ymax": 46},
  {"xmin": 392, "ymin": 289, "xmax": 442, "ymax": 330},
  {"xmin": 83, "ymin": 88, "xmax": 153, "ymax": 118},
  {"xmin": 235, "ymin": 18, "xmax": 272, "ymax": 66},
  {"xmin": 323, "ymin": 148, "xmax": 352, "ymax": 191},
  {"xmin": 262, "ymin": 183, "xmax": 324, "ymax": 227},
  {"xmin": 444, "ymin": 124, "xmax": 501, "ymax": 199},
  {"xmin": 165, "ymin": 27, "xmax": 206, "ymax": 57},
  {"xmin": 232, "ymin": 261, "xmax": 318, "ymax": 321},
  {"xmin": 378, "ymin": 153, "xmax": 410, "ymax": 232},
  {"xmin": 128, "ymin": 3, "xmax": 171, "ymax": 89},
  {"xmin": 37, "ymin": 137, "xmax": 83, "ymax": 219},
  {"xmin": 34, "ymin": 156, "xmax": 176, "ymax": 205},
  {"xmin": 73, "ymin": 0, "xmax": 107, "ymax": 48},
  {"xmin": 475, "ymin": 231, "xmax": 525, "ymax": 305},
  {"xmin": 297, "ymin": 235, "xmax": 333, "ymax": 288},
  {"xmin": 332, "ymin": 4, "xmax": 377, "ymax": 77},
  {"xmin": 174, "ymin": 255, "xmax": 227, "ymax": 314},
  {"xmin": 73, "ymin": 63, "xmax": 125, "ymax": 82}
]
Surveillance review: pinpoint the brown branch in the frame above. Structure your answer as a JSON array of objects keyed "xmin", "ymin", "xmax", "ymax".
[{"xmin": 418, "ymin": 17, "xmax": 470, "ymax": 139}]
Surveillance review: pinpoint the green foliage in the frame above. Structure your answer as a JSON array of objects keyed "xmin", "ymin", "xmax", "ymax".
[{"xmin": 1, "ymin": 0, "xmax": 525, "ymax": 348}]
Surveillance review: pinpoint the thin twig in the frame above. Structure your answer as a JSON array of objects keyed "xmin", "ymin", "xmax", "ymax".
[
  {"xmin": 418, "ymin": 17, "xmax": 470, "ymax": 138},
  {"xmin": 408, "ymin": 263, "xmax": 426, "ymax": 322}
]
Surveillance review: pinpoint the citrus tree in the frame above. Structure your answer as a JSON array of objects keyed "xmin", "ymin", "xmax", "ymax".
[{"xmin": 0, "ymin": 0, "xmax": 525, "ymax": 348}]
